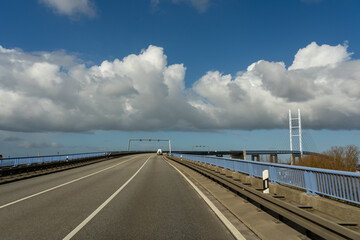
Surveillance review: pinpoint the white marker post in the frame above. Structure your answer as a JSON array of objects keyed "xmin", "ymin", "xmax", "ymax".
[{"xmin": 262, "ymin": 170, "xmax": 269, "ymax": 194}]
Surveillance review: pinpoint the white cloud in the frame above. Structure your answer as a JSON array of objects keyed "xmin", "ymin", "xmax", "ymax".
[
  {"xmin": 289, "ymin": 42, "xmax": 352, "ymax": 70},
  {"xmin": 0, "ymin": 42, "xmax": 359, "ymax": 133},
  {"xmin": 39, "ymin": 0, "xmax": 96, "ymax": 18}
]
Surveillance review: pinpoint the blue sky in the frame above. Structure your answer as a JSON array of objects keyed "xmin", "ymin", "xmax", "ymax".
[{"xmin": 0, "ymin": 0, "xmax": 359, "ymax": 157}]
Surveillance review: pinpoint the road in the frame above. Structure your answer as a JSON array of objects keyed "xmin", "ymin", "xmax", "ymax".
[{"xmin": 0, "ymin": 154, "xmax": 239, "ymax": 239}]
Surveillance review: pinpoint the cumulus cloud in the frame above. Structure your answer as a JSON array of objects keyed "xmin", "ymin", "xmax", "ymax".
[
  {"xmin": 39, "ymin": 0, "xmax": 96, "ymax": 18},
  {"xmin": 0, "ymin": 42, "xmax": 359, "ymax": 132},
  {"xmin": 289, "ymin": 42, "xmax": 352, "ymax": 70}
]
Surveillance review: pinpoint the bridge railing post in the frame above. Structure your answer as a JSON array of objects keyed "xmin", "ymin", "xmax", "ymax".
[
  {"xmin": 304, "ymin": 170, "xmax": 318, "ymax": 196},
  {"xmin": 248, "ymin": 162, "xmax": 254, "ymax": 177},
  {"xmin": 269, "ymin": 165, "xmax": 278, "ymax": 184}
]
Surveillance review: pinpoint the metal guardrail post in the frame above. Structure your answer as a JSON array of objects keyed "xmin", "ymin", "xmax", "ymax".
[
  {"xmin": 355, "ymin": 177, "xmax": 360, "ymax": 202},
  {"xmin": 344, "ymin": 176, "xmax": 350, "ymax": 201},
  {"xmin": 304, "ymin": 171, "xmax": 317, "ymax": 196},
  {"xmin": 174, "ymin": 153, "xmax": 360, "ymax": 204},
  {"xmin": 348, "ymin": 177, "xmax": 354, "ymax": 202},
  {"xmin": 248, "ymin": 162, "xmax": 254, "ymax": 177},
  {"xmin": 269, "ymin": 166, "xmax": 277, "ymax": 184}
]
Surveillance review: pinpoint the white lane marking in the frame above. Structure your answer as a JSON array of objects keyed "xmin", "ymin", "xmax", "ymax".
[
  {"xmin": 165, "ymin": 160, "xmax": 246, "ymax": 240},
  {"xmin": 63, "ymin": 156, "xmax": 151, "ymax": 240},
  {"xmin": 0, "ymin": 155, "xmax": 143, "ymax": 209}
]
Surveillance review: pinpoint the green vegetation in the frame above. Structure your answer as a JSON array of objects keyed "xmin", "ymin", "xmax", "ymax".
[{"xmin": 297, "ymin": 145, "xmax": 359, "ymax": 172}]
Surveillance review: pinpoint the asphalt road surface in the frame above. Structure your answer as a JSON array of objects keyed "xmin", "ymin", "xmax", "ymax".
[{"xmin": 0, "ymin": 154, "xmax": 237, "ymax": 239}]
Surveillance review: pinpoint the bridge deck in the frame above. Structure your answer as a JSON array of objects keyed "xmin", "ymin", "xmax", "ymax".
[{"xmin": 0, "ymin": 154, "xmax": 238, "ymax": 239}]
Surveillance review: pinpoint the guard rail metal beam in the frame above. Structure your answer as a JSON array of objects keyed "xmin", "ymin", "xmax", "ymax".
[
  {"xmin": 167, "ymin": 155, "xmax": 360, "ymax": 240},
  {"xmin": 171, "ymin": 153, "xmax": 360, "ymax": 205},
  {"xmin": 0, "ymin": 152, "xmax": 109, "ymax": 168}
]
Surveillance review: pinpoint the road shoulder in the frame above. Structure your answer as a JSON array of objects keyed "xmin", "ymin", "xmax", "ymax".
[{"xmin": 164, "ymin": 157, "xmax": 305, "ymax": 240}]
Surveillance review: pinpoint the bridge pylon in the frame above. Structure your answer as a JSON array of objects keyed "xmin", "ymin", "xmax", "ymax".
[{"xmin": 289, "ymin": 108, "xmax": 303, "ymax": 164}]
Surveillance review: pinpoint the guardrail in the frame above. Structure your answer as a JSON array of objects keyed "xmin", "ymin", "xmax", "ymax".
[
  {"xmin": 171, "ymin": 153, "xmax": 360, "ymax": 205},
  {"xmin": 0, "ymin": 152, "xmax": 109, "ymax": 168}
]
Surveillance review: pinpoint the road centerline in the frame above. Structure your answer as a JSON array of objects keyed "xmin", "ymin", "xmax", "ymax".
[
  {"xmin": 0, "ymin": 155, "xmax": 142, "ymax": 209},
  {"xmin": 63, "ymin": 156, "xmax": 152, "ymax": 240}
]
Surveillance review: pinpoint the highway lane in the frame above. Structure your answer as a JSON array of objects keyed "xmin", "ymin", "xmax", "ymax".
[
  {"xmin": 0, "ymin": 154, "xmax": 144, "ymax": 207},
  {"xmin": 0, "ymin": 154, "xmax": 150, "ymax": 239},
  {"xmin": 0, "ymin": 154, "xmax": 237, "ymax": 239}
]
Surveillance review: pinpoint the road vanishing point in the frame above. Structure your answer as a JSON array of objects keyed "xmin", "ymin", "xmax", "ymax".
[{"xmin": 0, "ymin": 154, "xmax": 257, "ymax": 240}]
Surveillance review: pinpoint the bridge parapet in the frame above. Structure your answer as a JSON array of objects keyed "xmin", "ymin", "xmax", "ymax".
[
  {"xmin": 0, "ymin": 152, "xmax": 110, "ymax": 168},
  {"xmin": 177, "ymin": 150, "xmax": 319, "ymax": 165},
  {"xmin": 172, "ymin": 153, "xmax": 360, "ymax": 205}
]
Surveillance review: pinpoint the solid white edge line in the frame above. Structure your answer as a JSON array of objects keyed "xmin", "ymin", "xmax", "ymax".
[
  {"xmin": 0, "ymin": 155, "xmax": 142, "ymax": 209},
  {"xmin": 63, "ymin": 156, "xmax": 151, "ymax": 240},
  {"xmin": 165, "ymin": 159, "xmax": 246, "ymax": 240}
]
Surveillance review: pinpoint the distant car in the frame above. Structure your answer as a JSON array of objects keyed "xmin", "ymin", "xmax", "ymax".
[
  {"xmin": 157, "ymin": 149, "xmax": 163, "ymax": 155},
  {"xmin": 0, "ymin": 154, "xmax": 2, "ymax": 159}
]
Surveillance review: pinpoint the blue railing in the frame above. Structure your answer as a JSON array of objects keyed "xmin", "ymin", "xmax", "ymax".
[
  {"xmin": 171, "ymin": 153, "xmax": 360, "ymax": 205},
  {"xmin": 0, "ymin": 152, "xmax": 109, "ymax": 168}
]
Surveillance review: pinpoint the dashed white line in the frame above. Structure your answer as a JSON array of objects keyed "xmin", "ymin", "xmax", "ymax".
[
  {"xmin": 0, "ymin": 155, "xmax": 141, "ymax": 209},
  {"xmin": 63, "ymin": 156, "xmax": 151, "ymax": 240},
  {"xmin": 165, "ymin": 160, "xmax": 247, "ymax": 240}
]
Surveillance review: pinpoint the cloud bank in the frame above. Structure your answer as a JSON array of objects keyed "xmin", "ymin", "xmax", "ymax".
[
  {"xmin": 0, "ymin": 42, "xmax": 359, "ymax": 132},
  {"xmin": 39, "ymin": 0, "xmax": 96, "ymax": 18}
]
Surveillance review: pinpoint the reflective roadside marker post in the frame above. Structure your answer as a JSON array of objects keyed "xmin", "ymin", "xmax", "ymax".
[{"xmin": 262, "ymin": 170, "xmax": 269, "ymax": 194}]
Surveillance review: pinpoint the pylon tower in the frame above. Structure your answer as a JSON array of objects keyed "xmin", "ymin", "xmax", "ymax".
[{"xmin": 289, "ymin": 109, "xmax": 303, "ymax": 156}]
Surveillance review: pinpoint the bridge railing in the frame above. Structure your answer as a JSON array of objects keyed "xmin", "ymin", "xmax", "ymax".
[
  {"xmin": 0, "ymin": 152, "xmax": 109, "ymax": 168},
  {"xmin": 171, "ymin": 153, "xmax": 360, "ymax": 205}
]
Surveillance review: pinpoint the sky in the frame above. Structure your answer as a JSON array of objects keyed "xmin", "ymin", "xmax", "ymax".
[{"xmin": 0, "ymin": 0, "xmax": 359, "ymax": 157}]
